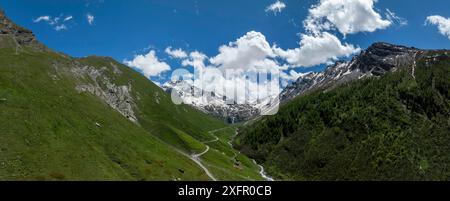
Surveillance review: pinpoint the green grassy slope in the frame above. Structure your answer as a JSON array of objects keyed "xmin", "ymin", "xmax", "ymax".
[
  {"xmin": 236, "ymin": 51, "xmax": 450, "ymax": 181},
  {"xmin": 76, "ymin": 56, "xmax": 263, "ymax": 180},
  {"xmin": 77, "ymin": 56, "xmax": 225, "ymax": 153},
  {"xmin": 0, "ymin": 44, "xmax": 262, "ymax": 180},
  {"xmin": 201, "ymin": 127, "xmax": 263, "ymax": 180},
  {"xmin": 0, "ymin": 47, "xmax": 210, "ymax": 180}
]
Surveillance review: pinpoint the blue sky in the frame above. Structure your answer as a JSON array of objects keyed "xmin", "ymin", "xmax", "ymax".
[{"xmin": 1, "ymin": 0, "xmax": 450, "ymax": 87}]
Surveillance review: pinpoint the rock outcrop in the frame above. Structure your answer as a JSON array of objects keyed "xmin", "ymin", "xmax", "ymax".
[
  {"xmin": 72, "ymin": 65, "xmax": 138, "ymax": 123},
  {"xmin": 0, "ymin": 9, "xmax": 41, "ymax": 47}
]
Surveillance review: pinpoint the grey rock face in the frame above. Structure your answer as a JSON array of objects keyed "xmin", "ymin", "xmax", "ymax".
[
  {"xmin": 280, "ymin": 42, "xmax": 421, "ymax": 103},
  {"xmin": 203, "ymin": 103, "xmax": 260, "ymax": 123},
  {"xmin": 350, "ymin": 42, "xmax": 419, "ymax": 75},
  {"xmin": 0, "ymin": 9, "xmax": 39, "ymax": 47},
  {"xmin": 0, "ymin": 9, "xmax": 137, "ymax": 123},
  {"xmin": 72, "ymin": 65, "xmax": 138, "ymax": 123}
]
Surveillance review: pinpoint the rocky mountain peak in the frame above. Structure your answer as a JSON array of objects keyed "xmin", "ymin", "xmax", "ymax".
[
  {"xmin": 280, "ymin": 42, "xmax": 422, "ymax": 103},
  {"xmin": 0, "ymin": 9, "xmax": 38, "ymax": 47},
  {"xmin": 351, "ymin": 42, "xmax": 419, "ymax": 75},
  {"xmin": 368, "ymin": 42, "xmax": 413, "ymax": 50}
]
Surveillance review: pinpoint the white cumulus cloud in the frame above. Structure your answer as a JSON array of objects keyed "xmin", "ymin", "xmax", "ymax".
[
  {"xmin": 182, "ymin": 51, "xmax": 208, "ymax": 69},
  {"xmin": 274, "ymin": 0, "xmax": 395, "ymax": 68},
  {"xmin": 265, "ymin": 1, "xmax": 286, "ymax": 15},
  {"xmin": 166, "ymin": 30, "xmax": 357, "ymax": 103},
  {"xmin": 304, "ymin": 0, "xmax": 391, "ymax": 36},
  {"xmin": 124, "ymin": 50, "xmax": 171, "ymax": 77},
  {"xmin": 426, "ymin": 15, "xmax": 450, "ymax": 40},
  {"xmin": 274, "ymin": 32, "xmax": 360, "ymax": 67},
  {"xmin": 164, "ymin": 32, "xmax": 285, "ymax": 104},
  {"xmin": 210, "ymin": 31, "xmax": 278, "ymax": 71}
]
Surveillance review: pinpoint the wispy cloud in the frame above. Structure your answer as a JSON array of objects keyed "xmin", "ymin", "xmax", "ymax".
[
  {"xmin": 85, "ymin": 0, "xmax": 105, "ymax": 7},
  {"xmin": 265, "ymin": 1, "xmax": 286, "ymax": 15},
  {"xmin": 33, "ymin": 15, "xmax": 73, "ymax": 31},
  {"xmin": 55, "ymin": 24, "xmax": 67, "ymax": 31},
  {"xmin": 304, "ymin": 0, "xmax": 391, "ymax": 37},
  {"xmin": 33, "ymin": 16, "xmax": 51, "ymax": 23},
  {"xmin": 386, "ymin": 9, "xmax": 408, "ymax": 27},
  {"xmin": 64, "ymin": 16, "xmax": 73, "ymax": 22},
  {"xmin": 87, "ymin": 14, "xmax": 95, "ymax": 25}
]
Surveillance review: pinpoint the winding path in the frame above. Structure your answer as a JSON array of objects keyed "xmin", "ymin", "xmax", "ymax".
[
  {"xmin": 188, "ymin": 127, "xmax": 233, "ymax": 181},
  {"xmin": 227, "ymin": 130, "xmax": 239, "ymax": 161},
  {"xmin": 147, "ymin": 132, "xmax": 217, "ymax": 181},
  {"xmin": 193, "ymin": 145, "xmax": 210, "ymax": 158},
  {"xmin": 184, "ymin": 127, "xmax": 231, "ymax": 181},
  {"xmin": 190, "ymin": 145, "xmax": 217, "ymax": 181},
  {"xmin": 202, "ymin": 136, "xmax": 219, "ymax": 144},
  {"xmin": 182, "ymin": 127, "xmax": 235, "ymax": 181},
  {"xmin": 190, "ymin": 127, "xmax": 276, "ymax": 181},
  {"xmin": 207, "ymin": 128, "xmax": 239, "ymax": 161}
]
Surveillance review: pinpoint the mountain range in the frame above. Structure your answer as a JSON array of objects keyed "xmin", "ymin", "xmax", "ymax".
[
  {"xmin": 280, "ymin": 42, "xmax": 420, "ymax": 102},
  {"xmin": 1, "ymin": 9, "xmax": 449, "ymax": 181},
  {"xmin": 162, "ymin": 42, "xmax": 422, "ymax": 123}
]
